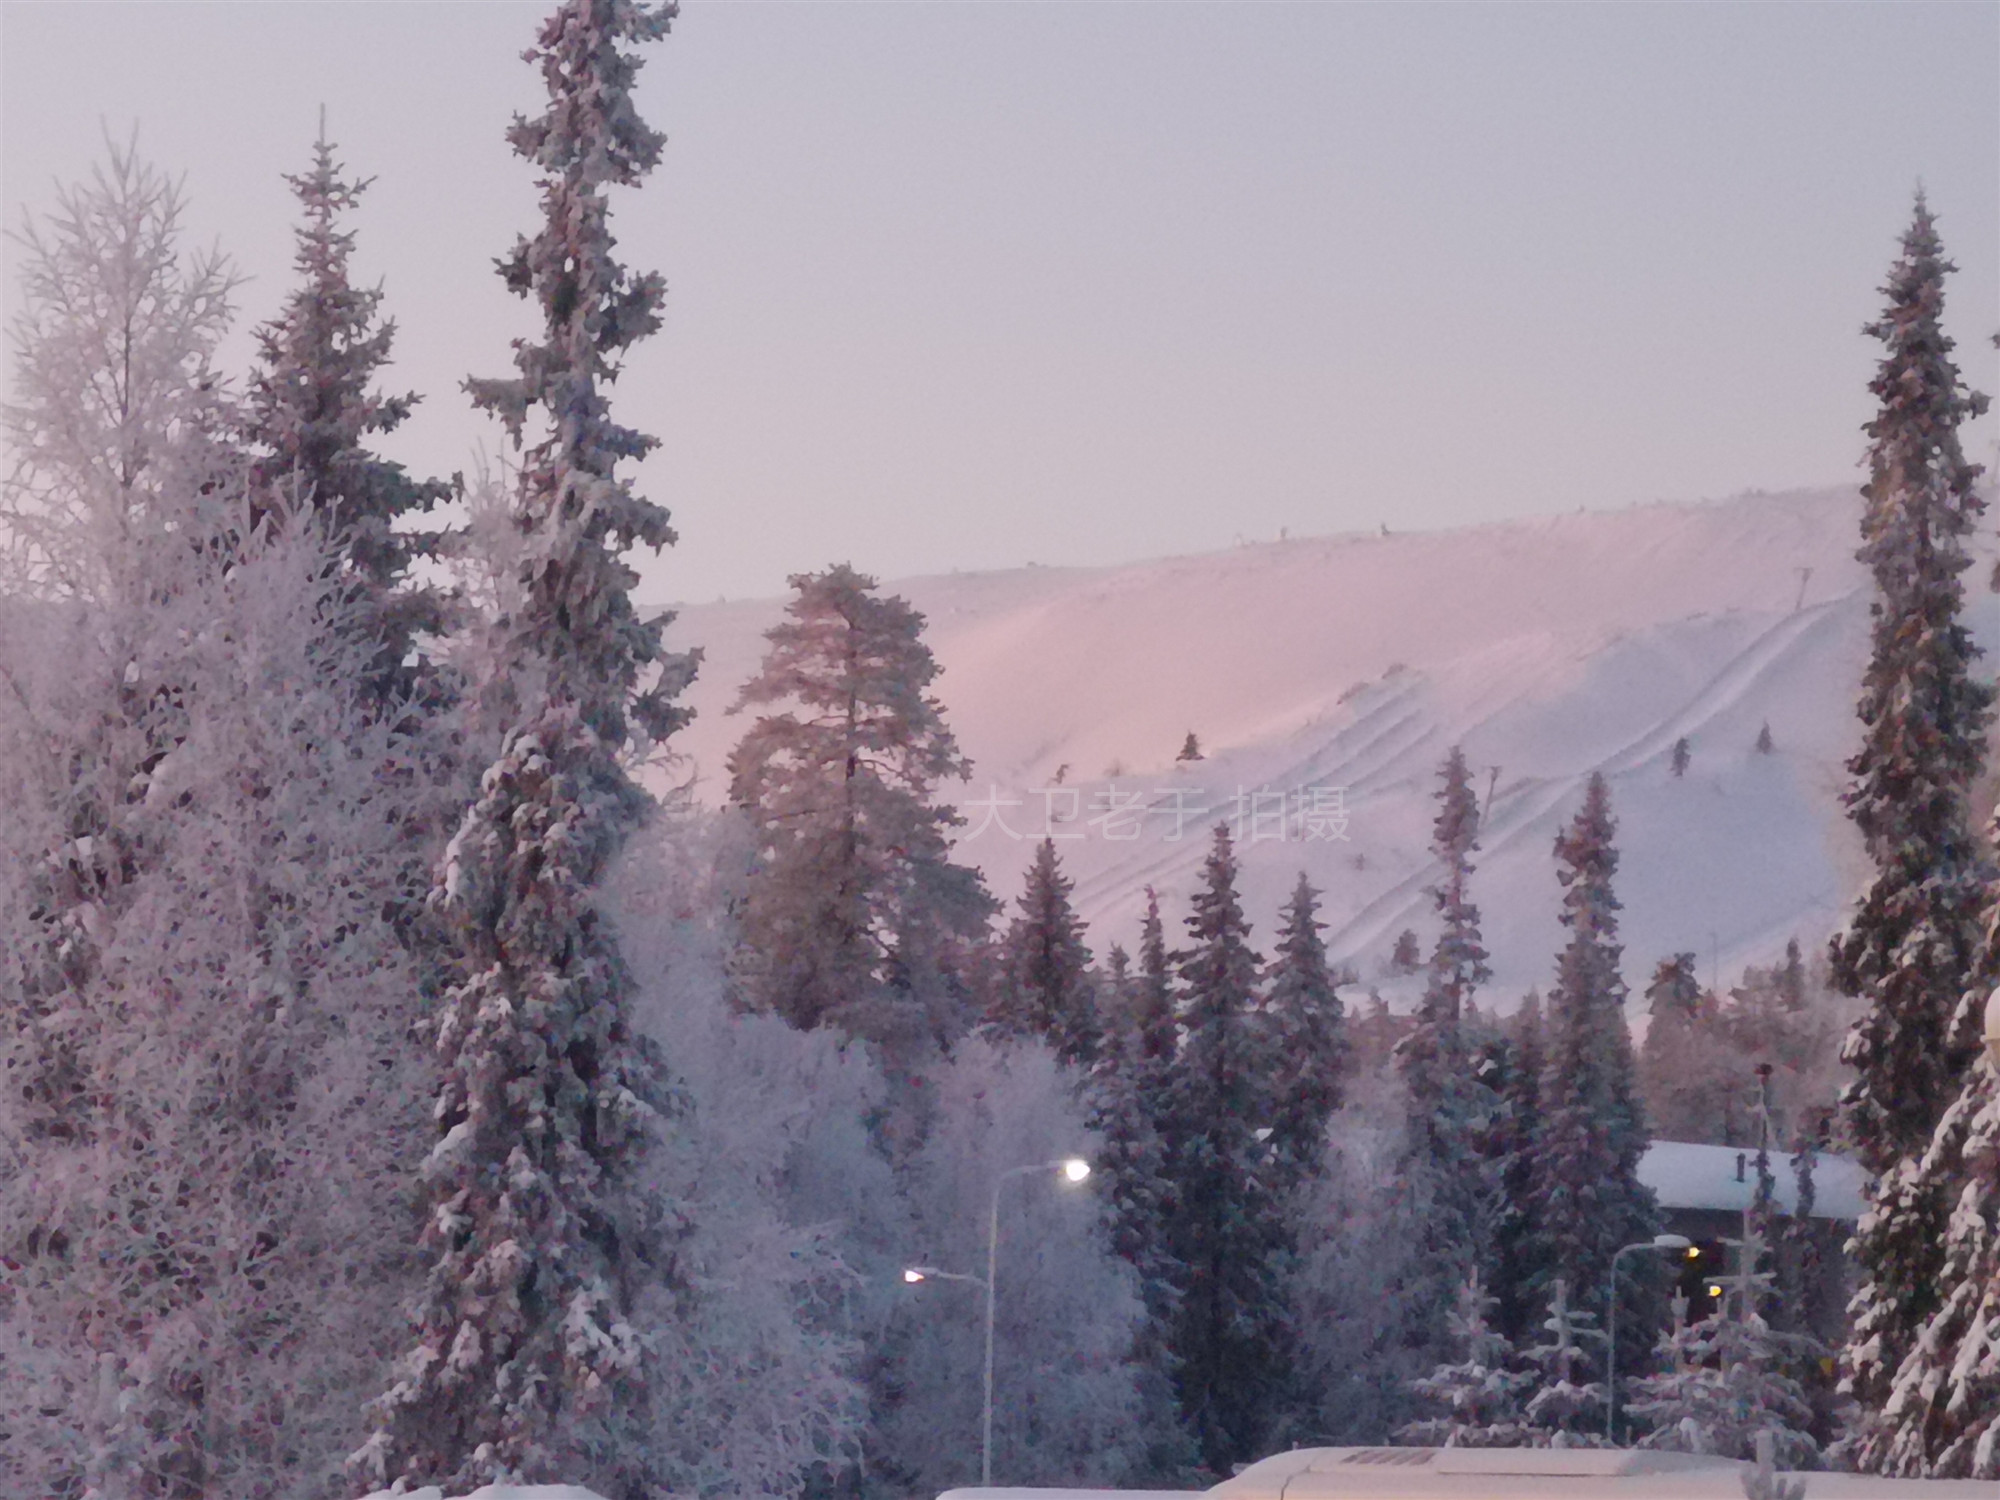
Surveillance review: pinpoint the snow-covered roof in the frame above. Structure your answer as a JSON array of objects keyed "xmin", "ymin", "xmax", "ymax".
[{"xmin": 1639, "ymin": 1140, "xmax": 1866, "ymax": 1221}]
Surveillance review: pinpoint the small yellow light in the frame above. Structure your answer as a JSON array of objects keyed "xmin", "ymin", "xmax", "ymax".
[
  {"xmin": 1708, "ymin": 1285, "xmax": 1723, "ymax": 1298},
  {"xmin": 1686, "ymin": 1247, "xmax": 1701, "ymax": 1261},
  {"xmin": 1062, "ymin": 1158, "xmax": 1091, "ymax": 1184},
  {"xmin": 903, "ymin": 1269, "xmax": 925, "ymax": 1284}
]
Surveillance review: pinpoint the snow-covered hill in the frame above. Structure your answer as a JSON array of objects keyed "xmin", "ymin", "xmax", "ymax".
[{"xmin": 653, "ymin": 487, "xmax": 2000, "ymax": 1013}]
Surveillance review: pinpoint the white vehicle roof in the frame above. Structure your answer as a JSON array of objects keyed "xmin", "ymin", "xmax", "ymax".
[
  {"xmin": 1211, "ymin": 1447, "xmax": 1998, "ymax": 1499},
  {"xmin": 941, "ymin": 1447, "xmax": 2000, "ymax": 1500}
]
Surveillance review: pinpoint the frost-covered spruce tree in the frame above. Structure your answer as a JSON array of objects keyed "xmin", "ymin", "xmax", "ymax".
[
  {"xmin": 246, "ymin": 128, "xmax": 450, "ymax": 703},
  {"xmin": 727, "ymin": 564, "xmax": 994, "ymax": 1053},
  {"xmin": 1264, "ymin": 872, "xmax": 1347, "ymax": 1195},
  {"xmin": 1629, "ymin": 1244, "xmax": 1821, "ymax": 1468},
  {"xmin": 1831, "ymin": 195, "xmax": 1994, "ymax": 1447},
  {"xmin": 1525, "ymin": 774, "xmax": 1660, "ymax": 1357},
  {"xmin": 1162, "ymin": 825, "xmax": 1291, "ymax": 1475},
  {"xmin": 1396, "ymin": 1273, "xmax": 1532, "ymax": 1449},
  {"xmin": 1395, "ymin": 748, "xmax": 1501, "ymax": 1352},
  {"xmin": 993, "ymin": 836, "xmax": 1102, "ymax": 1068},
  {"xmin": 1863, "ymin": 1054, "xmax": 2000, "ymax": 1476},
  {"xmin": 1519, "ymin": 1278, "xmax": 1609, "ymax": 1448},
  {"xmin": 355, "ymin": 5, "xmax": 697, "ymax": 1492}
]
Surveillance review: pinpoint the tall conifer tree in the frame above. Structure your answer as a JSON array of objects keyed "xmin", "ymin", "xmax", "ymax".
[
  {"xmin": 357, "ymin": 5, "xmax": 695, "ymax": 1491},
  {"xmin": 246, "ymin": 128, "xmax": 450, "ymax": 702},
  {"xmin": 1395, "ymin": 748, "xmax": 1500, "ymax": 1363},
  {"xmin": 1264, "ymin": 871, "xmax": 1347, "ymax": 1193},
  {"xmin": 1086, "ymin": 945, "xmax": 1178, "ymax": 1336},
  {"xmin": 1490, "ymin": 990, "xmax": 1546, "ymax": 1343},
  {"xmin": 1525, "ymin": 774, "xmax": 1659, "ymax": 1366},
  {"xmin": 1134, "ymin": 887, "xmax": 1179, "ymax": 1074},
  {"xmin": 993, "ymin": 836, "xmax": 1101, "ymax": 1067},
  {"xmin": 1161, "ymin": 827, "xmax": 1290, "ymax": 1475},
  {"xmin": 726, "ymin": 564, "xmax": 993, "ymax": 1051},
  {"xmin": 1829, "ymin": 196, "xmax": 1994, "ymax": 1454}
]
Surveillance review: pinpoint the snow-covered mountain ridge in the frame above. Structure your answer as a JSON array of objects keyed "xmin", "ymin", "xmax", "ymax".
[{"xmin": 653, "ymin": 488, "xmax": 2000, "ymax": 1010}]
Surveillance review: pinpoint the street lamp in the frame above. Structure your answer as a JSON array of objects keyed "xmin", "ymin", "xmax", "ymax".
[
  {"xmin": 904, "ymin": 1266, "xmax": 985, "ymax": 1288},
  {"xmin": 1606, "ymin": 1233, "xmax": 1694, "ymax": 1444},
  {"xmin": 904, "ymin": 1155, "xmax": 1091, "ymax": 1487}
]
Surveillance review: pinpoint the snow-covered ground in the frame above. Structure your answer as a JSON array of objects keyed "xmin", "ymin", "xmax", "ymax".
[{"xmin": 654, "ymin": 486, "xmax": 2000, "ymax": 1015}]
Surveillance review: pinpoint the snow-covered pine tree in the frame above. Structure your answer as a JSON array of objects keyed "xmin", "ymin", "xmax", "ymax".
[
  {"xmin": 1134, "ymin": 887, "xmax": 1179, "ymax": 1075},
  {"xmin": 1423, "ymin": 747, "xmax": 1492, "ymax": 1036},
  {"xmin": 1520, "ymin": 1278, "xmax": 1609, "ymax": 1448},
  {"xmin": 1162, "ymin": 825, "xmax": 1291, "ymax": 1475},
  {"xmin": 1628, "ymin": 1237, "xmax": 1820, "ymax": 1468},
  {"xmin": 1490, "ymin": 989, "xmax": 1546, "ymax": 1344},
  {"xmin": 246, "ymin": 127, "xmax": 450, "ymax": 704},
  {"xmin": 1831, "ymin": 195, "xmax": 1994, "ymax": 1449},
  {"xmin": 1862, "ymin": 1053, "xmax": 2000, "ymax": 1477},
  {"xmin": 1397, "ymin": 1272, "xmax": 1532, "ymax": 1448},
  {"xmin": 355, "ymin": 5, "xmax": 697, "ymax": 1492},
  {"xmin": 727, "ymin": 564, "xmax": 994, "ymax": 1054},
  {"xmin": 1525, "ymin": 774, "xmax": 1661, "ymax": 1366},
  {"xmin": 1395, "ymin": 748, "xmax": 1501, "ymax": 1353},
  {"xmin": 1645, "ymin": 954, "xmax": 1703, "ymax": 1036},
  {"xmin": 1264, "ymin": 872, "xmax": 1347, "ymax": 1196},
  {"xmin": 993, "ymin": 836, "xmax": 1102, "ymax": 1068}
]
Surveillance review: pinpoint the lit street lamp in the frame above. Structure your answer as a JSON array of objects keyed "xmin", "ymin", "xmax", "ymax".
[
  {"xmin": 903, "ymin": 1156, "xmax": 1090, "ymax": 1487},
  {"xmin": 1607, "ymin": 1233, "xmax": 1694, "ymax": 1444}
]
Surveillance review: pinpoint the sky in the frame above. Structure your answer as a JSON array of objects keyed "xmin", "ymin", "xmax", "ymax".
[{"xmin": 2, "ymin": 0, "xmax": 1996, "ymax": 605}]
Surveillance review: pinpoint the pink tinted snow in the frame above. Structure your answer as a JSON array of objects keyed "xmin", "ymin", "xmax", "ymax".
[{"xmin": 657, "ymin": 488, "xmax": 1994, "ymax": 1013}]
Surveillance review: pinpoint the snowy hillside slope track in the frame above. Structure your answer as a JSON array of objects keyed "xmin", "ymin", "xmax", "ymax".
[{"xmin": 658, "ymin": 488, "xmax": 2000, "ymax": 1010}]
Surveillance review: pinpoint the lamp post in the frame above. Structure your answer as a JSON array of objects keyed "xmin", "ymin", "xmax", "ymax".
[
  {"xmin": 905, "ymin": 1155, "xmax": 1090, "ymax": 1486},
  {"xmin": 1606, "ymin": 1233, "xmax": 1693, "ymax": 1444}
]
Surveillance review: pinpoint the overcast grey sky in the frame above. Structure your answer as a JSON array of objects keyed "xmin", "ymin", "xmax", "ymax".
[{"xmin": 3, "ymin": 1, "xmax": 1996, "ymax": 603}]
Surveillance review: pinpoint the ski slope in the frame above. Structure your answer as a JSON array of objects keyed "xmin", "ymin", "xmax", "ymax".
[{"xmin": 654, "ymin": 487, "xmax": 2000, "ymax": 1012}]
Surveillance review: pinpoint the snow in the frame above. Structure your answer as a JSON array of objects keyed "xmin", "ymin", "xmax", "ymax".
[
  {"xmin": 657, "ymin": 486, "xmax": 2000, "ymax": 1013},
  {"xmin": 1639, "ymin": 1139, "xmax": 1868, "ymax": 1219},
  {"xmin": 357, "ymin": 1488, "xmax": 609, "ymax": 1500}
]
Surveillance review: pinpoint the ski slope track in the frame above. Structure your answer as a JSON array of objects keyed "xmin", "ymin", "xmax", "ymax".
[{"xmin": 654, "ymin": 487, "xmax": 2000, "ymax": 1019}]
